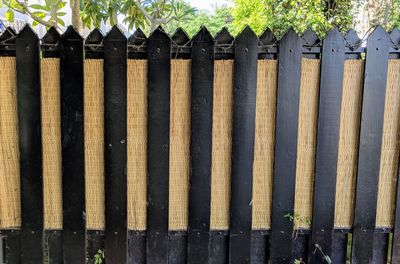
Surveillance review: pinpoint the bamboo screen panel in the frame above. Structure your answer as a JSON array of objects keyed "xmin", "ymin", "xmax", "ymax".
[
  {"xmin": 252, "ymin": 60, "xmax": 277, "ymax": 229},
  {"xmin": 127, "ymin": 60, "xmax": 148, "ymax": 231},
  {"xmin": 293, "ymin": 58, "xmax": 321, "ymax": 229},
  {"xmin": 375, "ymin": 60, "xmax": 400, "ymax": 228},
  {"xmin": 0, "ymin": 57, "xmax": 20, "ymax": 229},
  {"xmin": 334, "ymin": 60, "xmax": 364, "ymax": 228},
  {"xmin": 84, "ymin": 59, "xmax": 105, "ymax": 230},
  {"xmin": 169, "ymin": 59, "xmax": 191, "ymax": 230},
  {"xmin": 210, "ymin": 60, "xmax": 234, "ymax": 230},
  {"xmin": 41, "ymin": 58, "xmax": 63, "ymax": 229}
]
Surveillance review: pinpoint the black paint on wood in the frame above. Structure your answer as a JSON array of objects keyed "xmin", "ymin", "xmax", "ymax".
[
  {"xmin": 372, "ymin": 232, "xmax": 389, "ymax": 264},
  {"xmin": 269, "ymin": 29, "xmax": 302, "ymax": 263},
  {"xmin": 344, "ymin": 29, "xmax": 362, "ymax": 59},
  {"xmin": 292, "ymin": 234, "xmax": 309, "ymax": 263},
  {"xmin": 251, "ymin": 231, "xmax": 268, "ymax": 263},
  {"xmin": 128, "ymin": 231, "xmax": 146, "ymax": 264},
  {"xmin": 310, "ymin": 26, "xmax": 345, "ymax": 263},
  {"xmin": 301, "ymin": 27, "xmax": 319, "ymax": 46},
  {"xmin": 86, "ymin": 230, "xmax": 104, "ymax": 264},
  {"xmin": 214, "ymin": 27, "xmax": 234, "ymax": 60},
  {"xmin": 128, "ymin": 28, "xmax": 147, "ymax": 59},
  {"xmin": 146, "ymin": 26, "xmax": 171, "ymax": 264},
  {"xmin": 60, "ymin": 25, "xmax": 86, "ymax": 263},
  {"xmin": 188, "ymin": 26, "xmax": 214, "ymax": 264},
  {"xmin": 16, "ymin": 25, "xmax": 44, "ymax": 264},
  {"xmin": 258, "ymin": 28, "xmax": 277, "ymax": 59},
  {"xmin": 85, "ymin": 29, "xmax": 104, "ymax": 59},
  {"xmin": 259, "ymin": 28, "xmax": 276, "ymax": 45},
  {"xmin": 0, "ymin": 27, "xmax": 16, "ymax": 56},
  {"xmin": 209, "ymin": 231, "xmax": 228, "ymax": 264},
  {"xmin": 44, "ymin": 230, "xmax": 63, "ymax": 264},
  {"xmin": 104, "ymin": 25, "xmax": 128, "ymax": 264},
  {"xmin": 3, "ymin": 230, "xmax": 20, "ymax": 264},
  {"xmin": 172, "ymin": 27, "xmax": 190, "ymax": 45},
  {"xmin": 42, "ymin": 27, "xmax": 60, "ymax": 58},
  {"xmin": 332, "ymin": 232, "xmax": 348, "ymax": 263},
  {"xmin": 168, "ymin": 231, "xmax": 187, "ymax": 264},
  {"xmin": 228, "ymin": 26, "xmax": 258, "ymax": 264},
  {"xmin": 351, "ymin": 26, "xmax": 390, "ymax": 264},
  {"xmin": 171, "ymin": 27, "xmax": 190, "ymax": 59},
  {"xmin": 392, "ymin": 158, "xmax": 400, "ymax": 262}
]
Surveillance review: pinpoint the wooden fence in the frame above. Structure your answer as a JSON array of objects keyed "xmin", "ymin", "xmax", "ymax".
[{"xmin": 0, "ymin": 24, "xmax": 400, "ymax": 263}]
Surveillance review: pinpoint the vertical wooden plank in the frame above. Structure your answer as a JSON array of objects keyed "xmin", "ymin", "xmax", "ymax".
[
  {"xmin": 60, "ymin": 25, "xmax": 86, "ymax": 263},
  {"xmin": 228, "ymin": 26, "xmax": 258, "ymax": 264},
  {"xmin": 309, "ymin": 27, "xmax": 345, "ymax": 263},
  {"xmin": 0, "ymin": 27, "xmax": 20, "ymax": 264},
  {"xmin": 15, "ymin": 25, "xmax": 43, "ymax": 263},
  {"xmin": 188, "ymin": 26, "xmax": 214, "ymax": 264},
  {"xmin": 351, "ymin": 26, "xmax": 390, "ymax": 264},
  {"xmin": 41, "ymin": 27, "xmax": 63, "ymax": 264},
  {"xmin": 269, "ymin": 29, "xmax": 302, "ymax": 263},
  {"xmin": 103, "ymin": 25, "xmax": 128, "ymax": 264},
  {"xmin": 146, "ymin": 26, "xmax": 171, "ymax": 263}
]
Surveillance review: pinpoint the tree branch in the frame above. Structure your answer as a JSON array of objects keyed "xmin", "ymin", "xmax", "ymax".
[
  {"xmin": 4, "ymin": 0, "xmax": 61, "ymax": 30},
  {"xmin": 133, "ymin": 1, "xmax": 153, "ymax": 21}
]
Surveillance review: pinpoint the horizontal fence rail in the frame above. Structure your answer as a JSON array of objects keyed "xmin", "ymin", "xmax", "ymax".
[{"xmin": 0, "ymin": 24, "xmax": 400, "ymax": 264}]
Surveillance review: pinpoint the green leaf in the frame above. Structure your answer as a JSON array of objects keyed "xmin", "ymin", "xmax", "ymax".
[
  {"xmin": 57, "ymin": 11, "xmax": 67, "ymax": 16},
  {"xmin": 32, "ymin": 20, "xmax": 39, "ymax": 27},
  {"xmin": 5, "ymin": 9, "xmax": 14, "ymax": 22},
  {"xmin": 57, "ymin": 18, "xmax": 65, "ymax": 27},
  {"xmin": 29, "ymin": 4, "xmax": 48, "ymax": 10}
]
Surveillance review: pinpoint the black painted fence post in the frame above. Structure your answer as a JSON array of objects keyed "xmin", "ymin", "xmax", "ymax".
[
  {"xmin": 188, "ymin": 26, "xmax": 214, "ymax": 264},
  {"xmin": 229, "ymin": 26, "xmax": 258, "ymax": 264},
  {"xmin": 104, "ymin": 25, "xmax": 128, "ymax": 264},
  {"xmin": 60, "ymin": 26, "xmax": 86, "ymax": 263},
  {"xmin": 269, "ymin": 29, "xmax": 302, "ymax": 263},
  {"xmin": 16, "ymin": 25, "xmax": 43, "ymax": 264},
  {"xmin": 351, "ymin": 26, "xmax": 390, "ymax": 264},
  {"xmin": 309, "ymin": 26, "xmax": 345, "ymax": 263},
  {"xmin": 146, "ymin": 26, "xmax": 171, "ymax": 264}
]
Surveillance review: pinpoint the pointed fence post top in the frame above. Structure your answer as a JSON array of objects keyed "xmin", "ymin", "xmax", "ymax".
[
  {"xmin": 42, "ymin": 27, "xmax": 60, "ymax": 44},
  {"xmin": 105, "ymin": 25, "xmax": 126, "ymax": 41},
  {"xmin": 236, "ymin": 25, "xmax": 258, "ymax": 41},
  {"xmin": 172, "ymin": 27, "xmax": 190, "ymax": 45},
  {"xmin": 61, "ymin": 25, "xmax": 83, "ymax": 41},
  {"xmin": 279, "ymin": 28, "xmax": 301, "ymax": 45},
  {"xmin": 86, "ymin": 28, "xmax": 104, "ymax": 44},
  {"xmin": 129, "ymin": 28, "xmax": 147, "ymax": 45},
  {"xmin": 390, "ymin": 28, "xmax": 400, "ymax": 47},
  {"xmin": 17, "ymin": 24, "xmax": 38, "ymax": 40},
  {"xmin": 367, "ymin": 25, "xmax": 390, "ymax": 42},
  {"xmin": 344, "ymin": 29, "xmax": 361, "ymax": 50},
  {"xmin": 301, "ymin": 27, "xmax": 319, "ymax": 46},
  {"xmin": 259, "ymin": 27, "xmax": 276, "ymax": 45},
  {"xmin": 215, "ymin": 27, "xmax": 234, "ymax": 44},
  {"xmin": 192, "ymin": 26, "xmax": 213, "ymax": 43},
  {"xmin": 0, "ymin": 27, "xmax": 17, "ymax": 43},
  {"xmin": 148, "ymin": 26, "xmax": 171, "ymax": 41}
]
